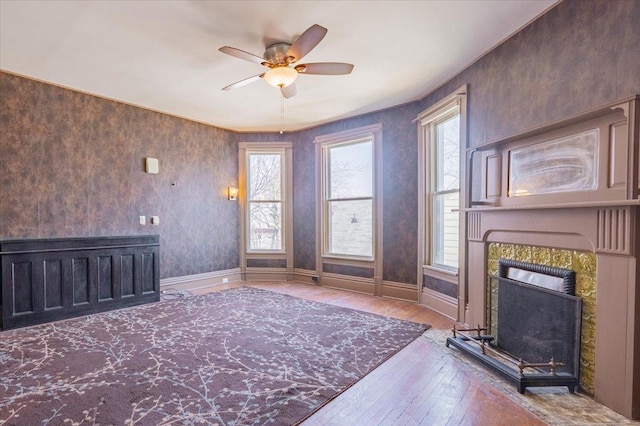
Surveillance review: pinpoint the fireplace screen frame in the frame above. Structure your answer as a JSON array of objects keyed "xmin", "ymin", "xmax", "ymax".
[
  {"xmin": 447, "ymin": 257, "xmax": 583, "ymax": 393},
  {"xmin": 490, "ymin": 259, "xmax": 582, "ymax": 378}
]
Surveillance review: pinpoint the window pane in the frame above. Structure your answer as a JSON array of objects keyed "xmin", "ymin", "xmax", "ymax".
[
  {"xmin": 249, "ymin": 202, "xmax": 282, "ymax": 250},
  {"xmin": 432, "ymin": 192, "xmax": 459, "ymax": 269},
  {"xmin": 329, "ymin": 141, "xmax": 373, "ymax": 199},
  {"xmin": 249, "ymin": 154, "xmax": 281, "ymax": 200},
  {"xmin": 328, "ymin": 199, "xmax": 372, "ymax": 257},
  {"xmin": 436, "ymin": 115, "xmax": 460, "ymax": 192}
]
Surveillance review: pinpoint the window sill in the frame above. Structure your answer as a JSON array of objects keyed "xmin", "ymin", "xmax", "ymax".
[
  {"xmin": 422, "ymin": 265, "xmax": 459, "ymax": 283},
  {"xmin": 246, "ymin": 252, "xmax": 286, "ymax": 259},
  {"xmin": 322, "ymin": 255, "xmax": 374, "ymax": 266}
]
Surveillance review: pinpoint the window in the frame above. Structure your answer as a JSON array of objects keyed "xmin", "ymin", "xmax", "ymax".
[
  {"xmin": 324, "ymin": 138, "xmax": 374, "ymax": 258},
  {"xmin": 431, "ymin": 111, "xmax": 460, "ymax": 269},
  {"xmin": 418, "ymin": 90, "xmax": 466, "ymax": 273},
  {"xmin": 416, "ymin": 86, "xmax": 466, "ymax": 317},
  {"xmin": 315, "ymin": 124, "xmax": 381, "ymax": 263},
  {"xmin": 246, "ymin": 150, "xmax": 285, "ymax": 251},
  {"xmin": 239, "ymin": 142, "xmax": 293, "ymax": 279}
]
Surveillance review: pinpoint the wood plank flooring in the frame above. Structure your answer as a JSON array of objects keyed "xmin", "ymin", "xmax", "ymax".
[{"xmin": 189, "ymin": 281, "xmax": 546, "ymax": 425}]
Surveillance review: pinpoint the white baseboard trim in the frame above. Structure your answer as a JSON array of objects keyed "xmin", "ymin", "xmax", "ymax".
[
  {"xmin": 421, "ymin": 287, "xmax": 458, "ymax": 320},
  {"xmin": 160, "ymin": 268, "xmax": 242, "ymax": 290},
  {"xmin": 382, "ymin": 281, "xmax": 419, "ymax": 302}
]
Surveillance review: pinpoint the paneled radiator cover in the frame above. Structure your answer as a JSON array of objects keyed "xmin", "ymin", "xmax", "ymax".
[{"xmin": 0, "ymin": 235, "xmax": 160, "ymax": 330}]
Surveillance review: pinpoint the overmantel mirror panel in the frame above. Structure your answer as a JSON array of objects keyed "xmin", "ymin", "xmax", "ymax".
[
  {"xmin": 470, "ymin": 95, "xmax": 639, "ymax": 209},
  {"xmin": 509, "ymin": 129, "xmax": 599, "ymax": 197}
]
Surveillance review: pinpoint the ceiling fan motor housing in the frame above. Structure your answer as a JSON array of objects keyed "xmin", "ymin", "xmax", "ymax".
[{"xmin": 264, "ymin": 42, "xmax": 293, "ymax": 66}]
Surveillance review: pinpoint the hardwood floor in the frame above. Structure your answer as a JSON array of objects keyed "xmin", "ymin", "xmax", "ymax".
[{"xmin": 189, "ymin": 281, "xmax": 546, "ymax": 425}]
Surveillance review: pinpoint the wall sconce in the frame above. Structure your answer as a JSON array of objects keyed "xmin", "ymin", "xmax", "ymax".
[{"xmin": 228, "ymin": 187, "xmax": 238, "ymax": 201}]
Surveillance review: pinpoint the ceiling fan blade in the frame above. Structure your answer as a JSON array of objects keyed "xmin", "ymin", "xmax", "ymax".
[
  {"xmin": 280, "ymin": 83, "xmax": 297, "ymax": 99},
  {"xmin": 222, "ymin": 73, "xmax": 264, "ymax": 91},
  {"xmin": 219, "ymin": 46, "xmax": 267, "ymax": 66},
  {"xmin": 286, "ymin": 24, "xmax": 327, "ymax": 62},
  {"xmin": 295, "ymin": 62, "xmax": 354, "ymax": 75}
]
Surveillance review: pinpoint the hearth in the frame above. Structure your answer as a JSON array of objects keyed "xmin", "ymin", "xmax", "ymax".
[{"xmin": 447, "ymin": 259, "xmax": 582, "ymax": 393}]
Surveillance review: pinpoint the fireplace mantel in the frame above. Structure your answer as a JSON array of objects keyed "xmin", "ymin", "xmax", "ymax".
[{"xmin": 461, "ymin": 96, "xmax": 640, "ymax": 418}]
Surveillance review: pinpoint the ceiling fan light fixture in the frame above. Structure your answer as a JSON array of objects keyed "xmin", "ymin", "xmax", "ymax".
[{"xmin": 264, "ymin": 66, "xmax": 298, "ymax": 88}]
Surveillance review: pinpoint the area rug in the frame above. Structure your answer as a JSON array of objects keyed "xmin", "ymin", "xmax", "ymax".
[{"xmin": 0, "ymin": 286, "xmax": 429, "ymax": 425}]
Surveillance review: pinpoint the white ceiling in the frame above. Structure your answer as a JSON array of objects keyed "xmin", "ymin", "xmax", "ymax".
[{"xmin": 0, "ymin": 1, "xmax": 556, "ymax": 132}]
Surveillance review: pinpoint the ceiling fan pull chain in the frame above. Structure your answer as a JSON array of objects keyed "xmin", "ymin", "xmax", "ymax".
[{"xmin": 280, "ymin": 94, "xmax": 285, "ymax": 135}]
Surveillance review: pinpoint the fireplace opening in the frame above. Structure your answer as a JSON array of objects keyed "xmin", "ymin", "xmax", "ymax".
[{"xmin": 447, "ymin": 259, "xmax": 583, "ymax": 393}]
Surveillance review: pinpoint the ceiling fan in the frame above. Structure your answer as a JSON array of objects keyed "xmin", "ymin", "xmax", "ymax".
[{"xmin": 219, "ymin": 24, "xmax": 354, "ymax": 99}]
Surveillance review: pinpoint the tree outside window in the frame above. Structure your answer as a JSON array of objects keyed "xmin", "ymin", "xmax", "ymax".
[{"xmin": 247, "ymin": 153, "xmax": 283, "ymax": 251}]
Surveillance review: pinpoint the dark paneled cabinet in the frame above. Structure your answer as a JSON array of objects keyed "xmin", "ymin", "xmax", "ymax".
[{"xmin": 0, "ymin": 235, "xmax": 159, "ymax": 330}]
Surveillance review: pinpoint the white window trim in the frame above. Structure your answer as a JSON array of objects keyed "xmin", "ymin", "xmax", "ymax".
[
  {"xmin": 322, "ymin": 137, "xmax": 375, "ymax": 261},
  {"xmin": 238, "ymin": 142, "xmax": 293, "ymax": 279},
  {"xmin": 429, "ymin": 106, "xmax": 461, "ymax": 272},
  {"xmin": 314, "ymin": 123, "xmax": 383, "ymax": 295},
  {"xmin": 245, "ymin": 149, "xmax": 286, "ymax": 254},
  {"xmin": 416, "ymin": 85, "xmax": 468, "ymax": 317}
]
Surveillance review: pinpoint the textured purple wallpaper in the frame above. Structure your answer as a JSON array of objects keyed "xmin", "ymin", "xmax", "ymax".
[
  {"xmin": 246, "ymin": 259, "xmax": 287, "ymax": 268},
  {"xmin": 0, "ymin": 73, "xmax": 239, "ymax": 279},
  {"xmin": 1, "ymin": 0, "xmax": 637, "ymax": 287},
  {"xmin": 322, "ymin": 263, "xmax": 374, "ymax": 279},
  {"xmin": 240, "ymin": 109, "xmax": 422, "ymax": 283},
  {"xmin": 287, "ymin": 104, "xmax": 421, "ymax": 283},
  {"xmin": 278, "ymin": 0, "xmax": 640, "ymax": 286},
  {"xmin": 420, "ymin": 0, "xmax": 640, "ymax": 147}
]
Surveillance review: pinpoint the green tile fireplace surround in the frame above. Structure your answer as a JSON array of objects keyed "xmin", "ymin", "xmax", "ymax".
[{"xmin": 487, "ymin": 243, "xmax": 596, "ymax": 394}]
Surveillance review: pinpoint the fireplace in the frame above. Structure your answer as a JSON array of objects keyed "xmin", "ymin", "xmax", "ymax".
[
  {"xmin": 447, "ymin": 259, "xmax": 582, "ymax": 393},
  {"xmin": 488, "ymin": 246, "xmax": 596, "ymax": 393},
  {"xmin": 494, "ymin": 259, "xmax": 581, "ymax": 373},
  {"xmin": 457, "ymin": 96, "xmax": 640, "ymax": 418}
]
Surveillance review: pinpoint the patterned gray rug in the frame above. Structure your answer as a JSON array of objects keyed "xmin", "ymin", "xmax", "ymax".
[{"xmin": 0, "ymin": 286, "xmax": 429, "ymax": 425}]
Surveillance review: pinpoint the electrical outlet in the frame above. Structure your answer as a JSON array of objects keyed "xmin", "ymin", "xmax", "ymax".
[
  {"xmin": 139, "ymin": 216, "xmax": 146, "ymax": 225},
  {"xmin": 151, "ymin": 216, "xmax": 160, "ymax": 225},
  {"xmin": 222, "ymin": 277, "xmax": 229, "ymax": 283}
]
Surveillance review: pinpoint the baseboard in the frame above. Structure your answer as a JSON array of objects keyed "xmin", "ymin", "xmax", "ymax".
[
  {"xmin": 290, "ymin": 271, "xmax": 418, "ymax": 301},
  {"xmin": 160, "ymin": 268, "xmax": 242, "ymax": 291},
  {"xmin": 421, "ymin": 287, "xmax": 458, "ymax": 320},
  {"xmin": 320, "ymin": 273, "xmax": 375, "ymax": 295},
  {"xmin": 243, "ymin": 268, "xmax": 291, "ymax": 281},
  {"xmin": 292, "ymin": 269, "xmax": 320, "ymax": 285},
  {"xmin": 160, "ymin": 269, "xmax": 418, "ymax": 305},
  {"xmin": 382, "ymin": 281, "xmax": 419, "ymax": 302}
]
